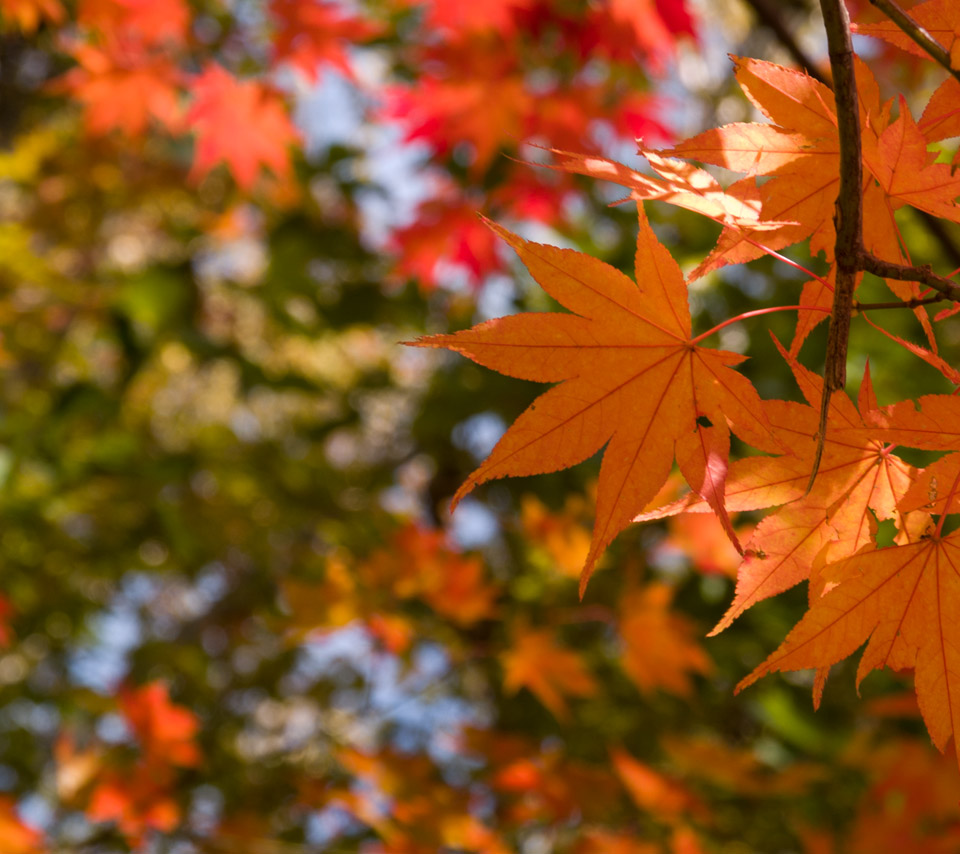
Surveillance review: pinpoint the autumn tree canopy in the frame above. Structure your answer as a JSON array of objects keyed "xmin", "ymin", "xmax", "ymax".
[{"xmin": 2, "ymin": 0, "xmax": 960, "ymax": 852}]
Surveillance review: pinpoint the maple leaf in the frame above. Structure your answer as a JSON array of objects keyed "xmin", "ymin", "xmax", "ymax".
[
  {"xmin": 860, "ymin": 391, "xmax": 960, "ymax": 452},
  {"xmin": 866, "ymin": 100, "xmax": 960, "ymax": 223},
  {"xmin": 644, "ymin": 348, "xmax": 920, "ymax": 634},
  {"xmin": 738, "ymin": 527, "xmax": 960, "ymax": 767},
  {"xmin": 653, "ymin": 57, "xmax": 960, "ymax": 280},
  {"xmin": 490, "ymin": 167, "xmax": 576, "ymax": 225},
  {"xmin": 482, "ymin": 734, "xmax": 621, "ymax": 825},
  {"xmin": 0, "ymin": 594, "xmax": 15, "ymax": 646},
  {"xmin": 660, "ymin": 57, "xmax": 880, "ymax": 276},
  {"xmin": 659, "ymin": 511, "xmax": 749, "ymax": 577},
  {"xmin": 573, "ymin": 0, "xmax": 693, "ymax": 70},
  {"xmin": 549, "ymin": 146, "xmax": 786, "ymax": 231},
  {"xmin": 901, "ymin": 452, "xmax": 960, "ymax": 517},
  {"xmin": 382, "ymin": 45, "xmax": 530, "ymax": 174},
  {"xmin": 187, "ymin": 65, "xmax": 298, "ymax": 190},
  {"xmin": 611, "ymin": 749, "xmax": 704, "ymax": 821},
  {"xmin": 501, "ymin": 626, "xmax": 598, "ymax": 719},
  {"xmin": 389, "ymin": 195, "xmax": 503, "ymax": 288},
  {"xmin": 415, "ymin": 206, "xmax": 782, "ymax": 590},
  {"xmin": 55, "ymin": 43, "xmax": 183, "ymax": 136},
  {"xmin": 77, "ymin": 0, "xmax": 189, "ymax": 46},
  {"xmin": 87, "ymin": 765, "xmax": 180, "ymax": 844},
  {"xmin": 844, "ymin": 738, "xmax": 960, "ymax": 854},
  {"xmin": 520, "ymin": 493, "xmax": 592, "ymax": 578},
  {"xmin": 363, "ymin": 524, "xmax": 500, "ymax": 626},
  {"xmin": 54, "ymin": 736, "xmax": 104, "ymax": 804},
  {"xmin": 919, "ymin": 76, "xmax": 960, "ymax": 143},
  {"xmin": 592, "ymin": 0, "xmax": 681, "ymax": 69},
  {"xmin": 618, "ymin": 583, "xmax": 713, "ymax": 696},
  {"xmin": 789, "ymin": 268, "xmax": 840, "ymax": 356},
  {"xmin": 853, "ymin": 0, "xmax": 960, "ymax": 61},
  {"xmin": 120, "ymin": 681, "xmax": 201, "ymax": 768},
  {"xmin": 525, "ymin": 86, "xmax": 670, "ymax": 155},
  {"xmin": 269, "ymin": 0, "xmax": 382, "ymax": 83}
]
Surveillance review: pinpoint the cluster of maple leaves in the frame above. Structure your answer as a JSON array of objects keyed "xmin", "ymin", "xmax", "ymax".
[
  {"xmin": 423, "ymin": 0, "xmax": 960, "ymax": 773},
  {"xmin": 5, "ymin": 0, "xmax": 960, "ymax": 851}
]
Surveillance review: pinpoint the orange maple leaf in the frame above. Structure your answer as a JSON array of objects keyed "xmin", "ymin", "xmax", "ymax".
[
  {"xmin": 187, "ymin": 65, "xmax": 298, "ymax": 190},
  {"xmin": 640, "ymin": 349, "xmax": 920, "ymax": 635},
  {"xmin": 415, "ymin": 206, "xmax": 781, "ymax": 590},
  {"xmin": 866, "ymin": 100, "xmax": 960, "ymax": 223},
  {"xmin": 611, "ymin": 749, "xmax": 704, "ymax": 821},
  {"xmin": 659, "ymin": 511, "xmax": 748, "ymax": 577},
  {"xmin": 56, "ymin": 42, "xmax": 183, "ymax": 136},
  {"xmin": 919, "ymin": 76, "xmax": 960, "ymax": 144},
  {"xmin": 844, "ymin": 737, "xmax": 960, "ymax": 853},
  {"xmin": 77, "ymin": 0, "xmax": 190, "ymax": 46},
  {"xmin": 854, "ymin": 0, "xmax": 960, "ymax": 61},
  {"xmin": 663, "ymin": 733, "xmax": 824, "ymax": 796},
  {"xmin": 650, "ymin": 57, "xmax": 960, "ymax": 285},
  {"xmin": 87, "ymin": 765, "xmax": 180, "ymax": 843},
  {"xmin": 365, "ymin": 524, "xmax": 500, "ymax": 626},
  {"xmin": 501, "ymin": 626, "xmax": 597, "ymax": 719},
  {"xmin": 520, "ymin": 493, "xmax": 592, "ymax": 578},
  {"xmin": 618, "ymin": 582, "xmax": 713, "ymax": 696},
  {"xmin": 662, "ymin": 57, "xmax": 891, "ymax": 276},
  {"xmin": 738, "ymin": 527, "xmax": 960, "ymax": 768},
  {"xmin": 549, "ymin": 146, "xmax": 785, "ymax": 232}
]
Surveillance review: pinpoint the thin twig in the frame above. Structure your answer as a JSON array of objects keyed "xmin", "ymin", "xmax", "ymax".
[
  {"xmin": 857, "ymin": 252, "xmax": 960, "ymax": 302},
  {"xmin": 812, "ymin": 0, "xmax": 862, "ymax": 492},
  {"xmin": 739, "ymin": 0, "xmax": 960, "ymax": 278},
  {"xmin": 740, "ymin": 0, "xmax": 829, "ymax": 84},
  {"xmin": 868, "ymin": 0, "xmax": 960, "ymax": 84},
  {"xmin": 855, "ymin": 295, "xmax": 947, "ymax": 310}
]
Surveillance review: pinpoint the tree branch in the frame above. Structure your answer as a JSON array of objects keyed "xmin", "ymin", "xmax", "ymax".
[
  {"xmin": 855, "ymin": 295, "xmax": 947, "ymax": 310},
  {"xmin": 807, "ymin": 2, "xmax": 960, "ymax": 491},
  {"xmin": 868, "ymin": 0, "xmax": 960, "ymax": 84},
  {"xmin": 742, "ymin": 0, "xmax": 960, "ymax": 272},
  {"xmin": 857, "ymin": 252, "xmax": 960, "ymax": 302},
  {"xmin": 812, "ymin": 0, "xmax": 863, "ymax": 490},
  {"xmin": 740, "ymin": 0, "xmax": 829, "ymax": 84}
]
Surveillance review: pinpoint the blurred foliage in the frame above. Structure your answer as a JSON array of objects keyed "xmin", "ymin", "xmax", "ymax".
[{"xmin": 0, "ymin": 1, "xmax": 958, "ymax": 853}]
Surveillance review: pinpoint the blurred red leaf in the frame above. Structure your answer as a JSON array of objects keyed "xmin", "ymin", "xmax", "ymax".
[{"xmin": 187, "ymin": 65, "xmax": 299, "ymax": 190}]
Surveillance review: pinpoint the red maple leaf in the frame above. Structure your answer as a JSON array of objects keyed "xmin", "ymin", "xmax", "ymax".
[
  {"xmin": 187, "ymin": 65, "xmax": 299, "ymax": 190},
  {"xmin": 269, "ymin": 0, "xmax": 382, "ymax": 82}
]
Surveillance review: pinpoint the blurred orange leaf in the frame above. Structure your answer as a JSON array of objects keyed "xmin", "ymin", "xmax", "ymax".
[{"xmin": 502, "ymin": 626, "xmax": 597, "ymax": 719}]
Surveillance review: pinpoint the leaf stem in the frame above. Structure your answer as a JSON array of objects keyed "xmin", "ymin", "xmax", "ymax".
[{"xmin": 689, "ymin": 305, "xmax": 832, "ymax": 347}]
